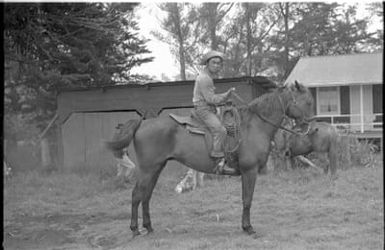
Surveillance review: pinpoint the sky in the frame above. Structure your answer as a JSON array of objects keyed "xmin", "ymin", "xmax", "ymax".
[
  {"xmin": 131, "ymin": 2, "xmax": 383, "ymax": 81},
  {"xmin": 131, "ymin": 3, "xmax": 180, "ymax": 81}
]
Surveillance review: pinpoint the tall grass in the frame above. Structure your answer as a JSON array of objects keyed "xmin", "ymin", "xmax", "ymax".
[
  {"xmin": 348, "ymin": 137, "xmax": 379, "ymax": 167},
  {"xmin": 270, "ymin": 134, "xmax": 381, "ymax": 173}
]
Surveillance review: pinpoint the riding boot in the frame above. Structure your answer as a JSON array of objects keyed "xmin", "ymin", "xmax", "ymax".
[{"xmin": 214, "ymin": 158, "xmax": 240, "ymax": 176}]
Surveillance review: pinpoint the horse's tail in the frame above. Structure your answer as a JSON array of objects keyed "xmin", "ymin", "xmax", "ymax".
[{"xmin": 105, "ymin": 117, "xmax": 143, "ymax": 157}]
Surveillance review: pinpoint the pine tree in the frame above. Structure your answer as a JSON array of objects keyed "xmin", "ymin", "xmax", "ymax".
[{"xmin": 4, "ymin": 3, "xmax": 153, "ymax": 137}]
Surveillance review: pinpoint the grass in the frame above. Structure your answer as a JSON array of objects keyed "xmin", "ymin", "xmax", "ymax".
[{"xmin": 3, "ymin": 155, "xmax": 384, "ymax": 250}]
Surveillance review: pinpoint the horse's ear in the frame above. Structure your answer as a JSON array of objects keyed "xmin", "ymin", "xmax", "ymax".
[
  {"xmin": 289, "ymin": 82, "xmax": 296, "ymax": 91},
  {"xmin": 294, "ymin": 80, "xmax": 305, "ymax": 92},
  {"xmin": 294, "ymin": 80, "xmax": 301, "ymax": 90}
]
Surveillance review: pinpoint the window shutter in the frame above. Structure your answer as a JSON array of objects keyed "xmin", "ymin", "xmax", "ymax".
[
  {"xmin": 373, "ymin": 84, "xmax": 383, "ymax": 113},
  {"xmin": 340, "ymin": 86, "xmax": 350, "ymax": 114}
]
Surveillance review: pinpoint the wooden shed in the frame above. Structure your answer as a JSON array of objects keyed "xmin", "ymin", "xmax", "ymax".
[{"xmin": 56, "ymin": 76, "xmax": 275, "ymax": 171}]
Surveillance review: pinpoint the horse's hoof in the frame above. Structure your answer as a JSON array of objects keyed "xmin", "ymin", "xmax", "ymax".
[
  {"xmin": 146, "ymin": 228, "xmax": 154, "ymax": 234},
  {"xmin": 132, "ymin": 230, "xmax": 141, "ymax": 238},
  {"xmin": 242, "ymin": 225, "xmax": 256, "ymax": 235}
]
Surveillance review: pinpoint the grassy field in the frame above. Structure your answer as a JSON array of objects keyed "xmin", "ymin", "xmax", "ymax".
[{"xmin": 3, "ymin": 157, "xmax": 383, "ymax": 250}]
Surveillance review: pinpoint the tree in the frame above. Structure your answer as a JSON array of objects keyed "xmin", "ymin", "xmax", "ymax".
[
  {"xmin": 218, "ymin": 3, "xmax": 279, "ymax": 78},
  {"xmin": 4, "ymin": 3, "xmax": 153, "ymax": 136},
  {"xmin": 198, "ymin": 2, "xmax": 234, "ymax": 51},
  {"xmin": 266, "ymin": 2, "xmax": 382, "ymax": 82},
  {"xmin": 364, "ymin": 2, "xmax": 383, "ymax": 52},
  {"xmin": 154, "ymin": 2, "xmax": 382, "ymax": 83},
  {"xmin": 155, "ymin": 3, "xmax": 190, "ymax": 80},
  {"xmin": 278, "ymin": 2, "xmax": 290, "ymax": 78},
  {"xmin": 286, "ymin": 3, "xmax": 379, "ymax": 56}
]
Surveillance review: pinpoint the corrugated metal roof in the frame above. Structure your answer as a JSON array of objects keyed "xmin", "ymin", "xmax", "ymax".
[{"xmin": 284, "ymin": 52, "xmax": 383, "ymax": 87}]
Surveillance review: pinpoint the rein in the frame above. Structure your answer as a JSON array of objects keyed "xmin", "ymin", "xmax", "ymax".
[{"xmin": 231, "ymin": 91, "xmax": 310, "ymax": 136}]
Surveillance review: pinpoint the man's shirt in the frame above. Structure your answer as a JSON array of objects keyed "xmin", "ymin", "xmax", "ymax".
[{"xmin": 192, "ymin": 69, "xmax": 228, "ymax": 106}]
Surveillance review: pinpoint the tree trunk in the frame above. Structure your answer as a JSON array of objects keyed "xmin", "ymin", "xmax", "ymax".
[
  {"xmin": 279, "ymin": 2, "xmax": 290, "ymax": 78},
  {"xmin": 178, "ymin": 40, "xmax": 186, "ymax": 80},
  {"xmin": 206, "ymin": 3, "xmax": 219, "ymax": 50},
  {"xmin": 173, "ymin": 3, "xmax": 187, "ymax": 80},
  {"xmin": 246, "ymin": 3, "xmax": 252, "ymax": 76},
  {"xmin": 283, "ymin": 3, "xmax": 289, "ymax": 78}
]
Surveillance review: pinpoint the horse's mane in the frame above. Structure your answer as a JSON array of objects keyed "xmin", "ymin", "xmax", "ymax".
[{"xmin": 243, "ymin": 88, "xmax": 286, "ymax": 119}]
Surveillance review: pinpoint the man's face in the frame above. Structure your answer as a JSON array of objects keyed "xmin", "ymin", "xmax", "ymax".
[{"xmin": 207, "ymin": 57, "xmax": 223, "ymax": 74}]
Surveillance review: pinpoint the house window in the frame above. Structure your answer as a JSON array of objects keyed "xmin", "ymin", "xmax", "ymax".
[{"xmin": 317, "ymin": 86, "xmax": 340, "ymax": 115}]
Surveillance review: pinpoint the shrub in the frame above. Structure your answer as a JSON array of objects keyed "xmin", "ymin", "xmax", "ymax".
[{"xmin": 348, "ymin": 138, "xmax": 378, "ymax": 167}]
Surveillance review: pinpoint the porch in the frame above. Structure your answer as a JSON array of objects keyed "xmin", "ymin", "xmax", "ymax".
[
  {"xmin": 315, "ymin": 113, "xmax": 383, "ymax": 133},
  {"xmin": 315, "ymin": 113, "xmax": 383, "ymax": 152}
]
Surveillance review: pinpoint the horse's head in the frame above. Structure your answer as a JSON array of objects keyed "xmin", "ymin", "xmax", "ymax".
[{"xmin": 284, "ymin": 81, "xmax": 315, "ymax": 125}]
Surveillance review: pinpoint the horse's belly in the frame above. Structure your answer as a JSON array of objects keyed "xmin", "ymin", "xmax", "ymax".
[{"xmin": 173, "ymin": 131, "xmax": 215, "ymax": 173}]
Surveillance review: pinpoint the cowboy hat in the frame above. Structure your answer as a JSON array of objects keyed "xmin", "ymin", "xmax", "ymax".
[{"xmin": 200, "ymin": 50, "xmax": 225, "ymax": 65}]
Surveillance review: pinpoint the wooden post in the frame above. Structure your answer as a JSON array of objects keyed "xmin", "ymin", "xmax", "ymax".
[
  {"xmin": 41, "ymin": 137, "xmax": 52, "ymax": 169},
  {"xmin": 360, "ymin": 84, "xmax": 364, "ymax": 133},
  {"xmin": 38, "ymin": 114, "xmax": 58, "ymax": 171}
]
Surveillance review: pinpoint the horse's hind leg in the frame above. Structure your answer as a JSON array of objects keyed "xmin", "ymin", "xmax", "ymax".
[
  {"xmin": 142, "ymin": 164, "xmax": 165, "ymax": 233},
  {"xmin": 130, "ymin": 162, "xmax": 165, "ymax": 236}
]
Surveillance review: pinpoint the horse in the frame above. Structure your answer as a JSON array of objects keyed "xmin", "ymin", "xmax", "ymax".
[
  {"xmin": 105, "ymin": 81, "xmax": 315, "ymax": 237},
  {"xmin": 276, "ymin": 121, "xmax": 340, "ymax": 175}
]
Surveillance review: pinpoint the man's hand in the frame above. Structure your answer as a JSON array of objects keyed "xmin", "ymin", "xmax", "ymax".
[
  {"xmin": 227, "ymin": 87, "xmax": 235, "ymax": 95},
  {"xmin": 225, "ymin": 87, "xmax": 235, "ymax": 99}
]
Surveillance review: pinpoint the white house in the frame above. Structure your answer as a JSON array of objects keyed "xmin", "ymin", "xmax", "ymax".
[{"xmin": 284, "ymin": 52, "xmax": 383, "ymax": 146}]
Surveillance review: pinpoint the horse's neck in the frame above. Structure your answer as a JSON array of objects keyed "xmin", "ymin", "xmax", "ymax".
[
  {"xmin": 241, "ymin": 90, "xmax": 296, "ymax": 142},
  {"xmin": 249, "ymin": 91, "xmax": 287, "ymax": 124}
]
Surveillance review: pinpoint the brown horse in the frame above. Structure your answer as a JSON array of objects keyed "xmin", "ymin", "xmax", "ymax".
[
  {"xmin": 105, "ymin": 81, "xmax": 314, "ymax": 236},
  {"xmin": 282, "ymin": 121, "xmax": 340, "ymax": 175}
]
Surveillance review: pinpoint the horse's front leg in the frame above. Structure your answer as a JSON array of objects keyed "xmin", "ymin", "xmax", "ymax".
[{"xmin": 241, "ymin": 168, "xmax": 258, "ymax": 235}]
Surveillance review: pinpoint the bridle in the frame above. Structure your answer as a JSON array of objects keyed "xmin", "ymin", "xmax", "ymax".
[
  {"xmin": 231, "ymin": 90, "xmax": 311, "ymax": 136},
  {"xmin": 278, "ymin": 92, "xmax": 311, "ymax": 135}
]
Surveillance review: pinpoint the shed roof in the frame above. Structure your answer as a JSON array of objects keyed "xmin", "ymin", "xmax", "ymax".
[
  {"xmin": 58, "ymin": 76, "xmax": 276, "ymax": 93},
  {"xmin": 284, "ymin": 52, "xmax": 383, "ymax": 87}
]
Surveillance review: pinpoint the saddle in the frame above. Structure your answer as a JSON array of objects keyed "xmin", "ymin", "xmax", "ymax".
[{"xmin": 169, "ymin": 104, "xmax": 242, "ymax": 169}]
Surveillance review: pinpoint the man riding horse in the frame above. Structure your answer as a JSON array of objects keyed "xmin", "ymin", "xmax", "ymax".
[
  {"xmin": 106, "ymin": 55, "xmax": 315, "ymax": 237},
  {"xmin": 192, "ymin": 50, "xmax": 237, "ymax": 175}
]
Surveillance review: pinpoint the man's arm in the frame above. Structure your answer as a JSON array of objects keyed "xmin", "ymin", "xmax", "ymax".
[{"xmin": 198, "ymin": 75, "xmax": 232, "ymax": 105}]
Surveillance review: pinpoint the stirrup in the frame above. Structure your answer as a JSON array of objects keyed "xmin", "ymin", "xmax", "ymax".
[
  {"xmin": 214, "ymin": 158, "xmax": 226, "ymax": 174},
  {"xmin": 214, "ymin": 158, "xmax": 240, "ymax": 176}
]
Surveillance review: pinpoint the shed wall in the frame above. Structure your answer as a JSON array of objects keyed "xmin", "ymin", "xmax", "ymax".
[
  {"xmin": 62, "ymin": 111, "xmax": 140, "ymax": 171},
  {"xmin": 57, "ymin": 78, "xmax": 274, "ymax": 171}
]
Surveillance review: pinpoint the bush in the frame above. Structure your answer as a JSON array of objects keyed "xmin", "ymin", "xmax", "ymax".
[{"xmin": 349, "ymin": 138, "xmax": 378, "ymax": 167}]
